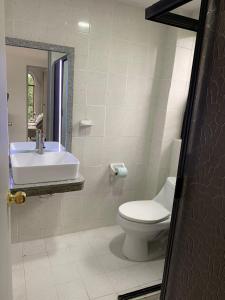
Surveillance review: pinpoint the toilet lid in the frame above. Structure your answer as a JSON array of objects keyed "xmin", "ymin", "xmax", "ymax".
[{"xmin": 119, "ymin": 200, "xmax": 170, "ymax": 224}]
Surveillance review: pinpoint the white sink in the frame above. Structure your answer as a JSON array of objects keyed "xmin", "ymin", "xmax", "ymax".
[
  {"xmin": 10, "ymin": 142, "xmax": 65, "ymax": 154},
  {"xmin": 11, "ymin": 152, "xmax": 80, "ymax": 184}
]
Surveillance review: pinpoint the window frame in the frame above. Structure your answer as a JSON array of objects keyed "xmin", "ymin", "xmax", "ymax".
[{"xmin": 27, "ymin": 72, "xmax": 35, "ymax": 122}]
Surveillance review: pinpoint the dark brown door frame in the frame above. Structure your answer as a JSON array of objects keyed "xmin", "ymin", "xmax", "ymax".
[
  {"xmin": 119, "ymin": 0, "xmax": 210, "ymax": 299},
  {"xmin": 145, "ymin": 0, "xmax": 199, "ymax": 31},
  {"xmin": 160, "ymin": 0, "xmax": 209, "ymax": 298}
]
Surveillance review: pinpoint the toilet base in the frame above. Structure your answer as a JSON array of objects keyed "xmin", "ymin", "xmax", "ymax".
[{"xmin": 123, "ymin": 234, "xmax": 150, "ymax": 262}]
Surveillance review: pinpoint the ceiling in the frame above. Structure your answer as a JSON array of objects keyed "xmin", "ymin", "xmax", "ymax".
[{"xmin": 120, "ymin": 0, "xmax": 201, "ymax": 14}]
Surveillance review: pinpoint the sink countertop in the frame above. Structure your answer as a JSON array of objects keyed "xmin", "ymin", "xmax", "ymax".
[{"xmin": 9, "ymin": 169, "xmax": 85, "ymax": 196}]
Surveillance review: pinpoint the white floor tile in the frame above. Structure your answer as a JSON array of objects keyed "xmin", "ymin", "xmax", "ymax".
[
  {"xmin": 127, "ymin": 260, "xmax": 164, "ymax": 286},
  {"xmin": 88, "ymin": 235, "xmax": 112, "ymax": 257},
  {"xmin": 51, "ymin": 263, "xmax": 78, "ymax": 285},
  {"xmin": 82, "ymin": 273, "xmax": 114, "ymax": 299},
  {"xmin": 27, "ymin": 286, "xmax": 58, "ymax": 300},
  {"xmin": 100, "ymin": 253, "xmax": 137, "ymax": 272},
  {"xmin": 91, "ymin": 294, "xmax": 118, "ymax": 300},
  {"xmin": 22, "ymin": 239, "xmax": 46, "ymax": 256},
  {"xmin": 12, "ymin": 265, "xmax": 25, "ymax": 290},
  {"xmin": 108, "ymin": 267, "xmax": 139, "ymax": 293},
  {"xmin": 101, "ymin": 226, "xmax": 123, "ymax": 239},
  {"xmin": 56, "ymin": 280, "xmax": 89, "ymax": 300},
  {"xmin": 45, "ymin": 232, "xmax": 81, "ymax": 252},
  {"xmin": 48, "ymin": 248, "xmax": 74, "ymax": 266},
  {"xmin": 68, "ymin": 242, "xmax": 95, "ymax": 261},
  {"xmin": 64, "ymin": 232, "xmax": 87, "ymax": 248},
  {"xmin": 73, "ymin": 256, "xmax": 105, "ymax": 277},
  {"xmin": 84, "ymin": 226, "xmax": 122, "ymax": 241},
  {"xmin": 23, "ymin": 253, "xmax": 50, "ymax": 273},
  {"xmin": 25, "ymin": 266, "xmax": 54, "ymax": 292},
  {"xmin": 12, "ymin": 225, "xmax": 164, "ymax": 300}
]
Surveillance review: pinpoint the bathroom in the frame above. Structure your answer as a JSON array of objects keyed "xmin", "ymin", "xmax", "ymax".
[{"xmin": 0, "ymin": 0, "xmax": 200, "ymax": 300}]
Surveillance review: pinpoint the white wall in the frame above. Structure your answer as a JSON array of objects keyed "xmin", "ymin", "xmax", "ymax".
[
  {"xmin": 5, "ymin": 0, "xmax": 194, "ymax": 242},
  {"xmin": 145, "ymin": 28, "xmax": 196, "ymax": 198},
  {"xmin": 0, "ymin": 0, "xmax": 13, "ymax": 299},
  {"xmin": 6, "ymin": 46, "xmax": 48, "ymax": 142}
]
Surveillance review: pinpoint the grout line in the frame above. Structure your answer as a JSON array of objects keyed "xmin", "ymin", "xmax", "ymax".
[{"xmin": 12, "ymin": 226, "xmax": 164, "ymax": 300}]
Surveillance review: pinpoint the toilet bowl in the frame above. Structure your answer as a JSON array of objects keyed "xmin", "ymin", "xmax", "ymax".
[{"xmin": 117, "ymin": 177, "xmax": 176, "ymax": 261}]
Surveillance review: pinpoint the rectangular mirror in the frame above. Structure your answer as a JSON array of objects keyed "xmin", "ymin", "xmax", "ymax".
[{"xmin": 6, "ymin": 38, "xmax": 74, "ymax": 151}]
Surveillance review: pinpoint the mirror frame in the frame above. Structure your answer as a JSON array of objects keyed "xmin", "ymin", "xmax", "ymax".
[{"xmin": 5, "ymin": 37, "xmax": 74, "ymax": 151}]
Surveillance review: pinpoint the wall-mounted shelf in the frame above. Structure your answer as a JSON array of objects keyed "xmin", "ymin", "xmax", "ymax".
[
  {"xmin": 79, "ymin": 120, "xmax": 95, "ymax": 127},
  {"xmin": 9, "ymin": 170, "xmax": 85, "ymax": 197}
]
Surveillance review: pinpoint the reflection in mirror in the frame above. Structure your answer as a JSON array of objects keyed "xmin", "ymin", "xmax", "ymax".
[{"xmin": 6, "ymin": 45, "xmax": 70, "ymax": 148}]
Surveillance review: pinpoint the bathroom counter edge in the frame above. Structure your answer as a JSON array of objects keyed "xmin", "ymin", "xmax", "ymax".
[{"xmin": 9, "ymin": 173, "xmax": 85, "ymax": 196}]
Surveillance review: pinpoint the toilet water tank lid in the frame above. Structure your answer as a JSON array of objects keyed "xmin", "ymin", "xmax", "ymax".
[{"xmin": 119, "ymin": 200, "xmax": 170, "ymax": 224}]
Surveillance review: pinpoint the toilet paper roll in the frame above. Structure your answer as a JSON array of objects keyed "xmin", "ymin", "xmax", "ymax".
[{"xmin": 115, "ymin": 166, "xmax": 128, "ymax": 177}]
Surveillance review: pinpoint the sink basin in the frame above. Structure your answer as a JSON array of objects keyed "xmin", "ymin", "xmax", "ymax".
[
  {"xmin": 11, "ymin": 152, "xmax": 80, "ymax": 184},
  {"xmin": 10, "ymin": 142, "xmax": 65, "ymax": 154}
]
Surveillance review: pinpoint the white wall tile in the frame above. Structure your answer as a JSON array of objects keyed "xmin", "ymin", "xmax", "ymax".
[
  {"xmin": 86, "ymin": 105, "xmax": 106, "ymax": 137},
  {"xmin": 122, "ymin": 106, "xmax": 149, "ymax": 137},
  {"xmin": 83, "ymin": 137, "xmax": 104, "ymax": 166},
  {"xmin": 106, "ymin": 73, "xmax": 126, "ymax": 106},
  {"xmin": 88, "ymin": 36, "xmax": 110, "ymax": 72},
  {"xmin": 177, "ymin": 28, "xmax": 196, "ymax": 50},
  {"xmin": 105, "ymin": 106, "xmax": 124, "ymax": 137},
  {"xmin": 89, "ymin": 0, "xmax": 114, "ymax": 38},
  {"xmin": 74, "ymin": 70, "xmax": 87, "ymax": 105},
  {"xmin": 61, "ymin": 192, "xmax": 83, "ymax": 228},
  {"xmin": 6, "ymin": 0, "xmax": 176, "ymax": 241},
  {"xmin": 72, "ymin": 137, "xmax": 85, "ymax": 166},
  {"xmin": 108, "ymin": 38, "xmax": 130, "ymax": 75},
  {"xmin": 72, "ymin": 105, "xmax": 87, "ymax": 137},
  {"xmin": 22, "ymin": 239, "xmax": 46, "ymax": 256},
  {"xmin": 87, "ymin": 72, "xmax": 107, "ymax": 105},
  {"xmin": 11, "ymin": 242, "xmax": 23, "ymax": 266},
  {"xmin": 125, "ymin": 76, "xmax": 153, "ymax": 107}
]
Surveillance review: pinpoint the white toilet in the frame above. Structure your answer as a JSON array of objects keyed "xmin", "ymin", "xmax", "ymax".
[{"xmin": 117, "ymin": 177, "xmax": 176, "ymax": 261}]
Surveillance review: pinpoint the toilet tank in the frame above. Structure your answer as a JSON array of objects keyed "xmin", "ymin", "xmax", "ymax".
[{"xmin": 154, "ymin": 177, "xmax": 176, "ymax": 212}]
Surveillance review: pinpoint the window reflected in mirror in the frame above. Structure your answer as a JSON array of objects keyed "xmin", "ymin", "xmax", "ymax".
[
  {"xmin": 27, "ymin": 73, "xmax": 35, "ymax": 122},
  {"xmin": 6, "ymin": 45, "xmax": 69, "ymax": 147}
]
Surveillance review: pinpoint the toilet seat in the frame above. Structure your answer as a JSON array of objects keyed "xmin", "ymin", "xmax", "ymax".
[{"xmin": 119, "ymin": 200, "xmax": 170, "ymax": 224}]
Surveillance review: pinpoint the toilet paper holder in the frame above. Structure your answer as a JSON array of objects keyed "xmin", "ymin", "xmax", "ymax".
[{"xmin": 109, "ymin": 163, "xmax": 128, "ymax": 177}]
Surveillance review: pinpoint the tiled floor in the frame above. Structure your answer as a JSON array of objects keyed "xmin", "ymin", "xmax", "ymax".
[
  {"xmin": 11, "ymin": 225, "xmax": 164, "ymax": 300},
  {"xmin": 135, "ymin": 293, "xmax": 160, "ymax": 300}
]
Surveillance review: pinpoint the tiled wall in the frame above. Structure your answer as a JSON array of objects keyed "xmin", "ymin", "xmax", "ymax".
[
  {"xmin": 145, "ymin": 27, "xmax": 196, "ymax": 198},
  {"xmin": 5, "ymin": 0, "xmax": 168, "ymax": 242},
  {"xmin": 5, "ymin": 0, "xmax": 193, "ymax": 242},
  {"xmin": 157, "ymin": 29, "xmax": 195, "ymax": 190}
]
